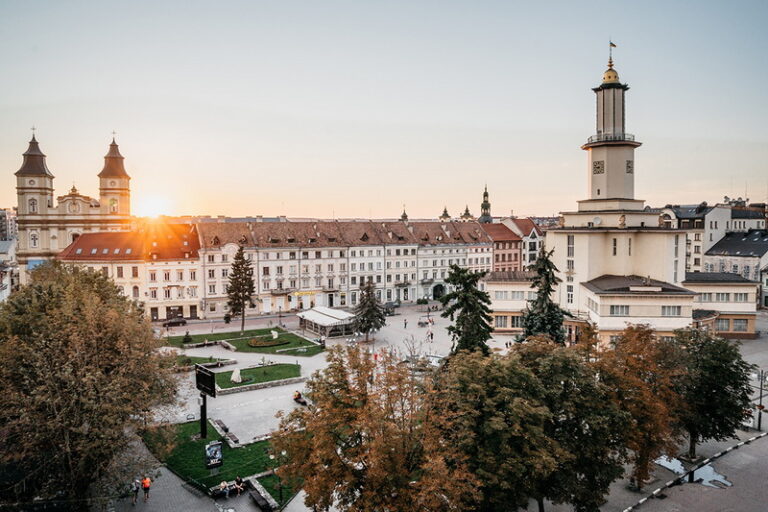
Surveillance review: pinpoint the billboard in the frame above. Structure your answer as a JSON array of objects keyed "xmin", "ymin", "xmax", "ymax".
[
  {"xmin": 205, "ymin": 440, "xmax": 223, "ymax": 468},
  {"xmin": 195, "ymin": 364, "xmax": 216, "ymax": 398}
]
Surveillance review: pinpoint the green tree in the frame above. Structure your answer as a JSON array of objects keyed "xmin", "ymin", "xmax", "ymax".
[
  {"xmin": 227, "ymin": 244, "xmax": 255, "ymax": 334},
  {"xmin": 439, "ymin": 264, "xmax": 493, "ymax": 355},
  {"xmin": 430, "ymin": 350, "xmax": 562, "ymax": 512},
  {"xmin": 517, "ymin": 340, "xmax": 629, "ymax": 512},
  {"xmin": 675, "ymin": 329, "xmax": 754, "ymax": 459},
  {"xmin": 522, "ymin": 248, "xmax": 568, "ymax": 344},
  {"xmin": 271, "ymin": 346, "xmax": 479, "ymax": 512},
  {"xmin": 0, "ymin": 262, "xmax": 176, "ymax": 509},
  {"xmin": 353, "ymin": 280, "xmax": 386, "ymax": 342}
]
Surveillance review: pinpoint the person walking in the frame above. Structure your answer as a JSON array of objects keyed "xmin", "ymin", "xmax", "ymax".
[
  {"xmin": 403, "ymin": 318, "xmax": 408, "ymax": 328},
  {"xmin": 130, "ymin": 478, "xmax": 140, "ymax": 506},
  {"xmin": 141, "ymin": 476, "xmax": 151, "ymax": 502}
]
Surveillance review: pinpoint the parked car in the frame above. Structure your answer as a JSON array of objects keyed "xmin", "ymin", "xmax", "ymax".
[{"xmin": 162, "ymin": 317, "xmax": 187, "ymax": 328}]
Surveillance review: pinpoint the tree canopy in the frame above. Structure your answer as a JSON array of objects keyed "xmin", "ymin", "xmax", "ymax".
[
  {"xmin": 0, "ymin": 262, "xmax": 176, "ymax": 509},
  {"xmin": 227, "ymin": 244, "xmax": 255, "ymax": 334},
  {"xmin": 521, "ymin": 248, "xmax": 568, "ymax": 344},
  {"xmin": 352, "ymin": 280, "xmax": 386, "ymax": 342},
  {"xmin": 439, "ymin": 265, "xmax": 493, "ymax": 355}
]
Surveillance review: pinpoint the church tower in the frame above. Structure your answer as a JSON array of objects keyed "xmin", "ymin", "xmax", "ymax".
[
  {"xmin": 15, "ymin": 134, "xmax": 55, "ymax": 218},
  {"xmin": 98, "ymin": 138, "xmax": 131, "ymax": 216},
  {"xmin": 478, "ymin": 185, "xmax": 492, "ymax": 223},
  {"xmin": 580, "ymin": 56, "xmax": 642, "ymax": 211}
]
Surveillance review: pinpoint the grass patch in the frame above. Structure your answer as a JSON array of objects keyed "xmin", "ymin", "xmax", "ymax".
[
  {"xmin": 215, "ymin": 364, "xmax": 300, "ymax": 389},
  {"xmin": 142, "ymin": 421, "xmax": 273, "ymax": 490},
  {"xmin": 175, "ymin": 355, "xmax": 223, "ymax": 367},
  {"xmin": 259, "ymin": 472, "xmax": 298, "ymax": 507},
  {"xmin": 166, "ymin": 328, "xmax": 321, "ymax": 356}
]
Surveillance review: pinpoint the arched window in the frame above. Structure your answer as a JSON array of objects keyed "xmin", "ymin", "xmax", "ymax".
[
  {"xmin": 132, "ymin": 286, "xmax": 140, "ymax": 299},
  {"xmin": 28, "ymin": 198, "xmax": 38, "ymax": 214},
  {"xmin": 110, "ymin": 198, "xmax": 118, "ymax": 213},
  {"xmin": 29, "ymin": 231, "xmax": 39, "ymax": 248}
]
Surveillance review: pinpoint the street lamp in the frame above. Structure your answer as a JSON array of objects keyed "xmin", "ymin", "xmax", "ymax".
[{"xmin": 269, "ymin": 450, "xmax": 287, "ymax": 505}]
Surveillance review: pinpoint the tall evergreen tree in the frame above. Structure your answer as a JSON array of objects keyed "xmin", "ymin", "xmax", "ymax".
[
  {"xmin": 522, "ymin": 248, "xmax": 568, "ymax": 344},
  {"xmin": 440, "ymin": 265, "xmax": 493, "ymax": 355},
  {"xmin": 675, "ymin": 329, "xmax": 754, "ymax": 459},
  {"xmin": 227, "ymin": 245, "xmax": 255, "ymax": 334},
  {"xmin": 353, "ymin": 280, "xmax": 386, "ymax": 342}
]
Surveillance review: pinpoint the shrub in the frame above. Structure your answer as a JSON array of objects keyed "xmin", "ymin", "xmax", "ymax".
[{"xmin": 248, "ymin": 337, "xmax": 290, "ymax": 348}]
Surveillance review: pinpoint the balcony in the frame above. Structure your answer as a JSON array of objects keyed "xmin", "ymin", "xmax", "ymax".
[
  {"xmin": 586, "ymin": 133, "xmax": 635, "ymax": 144},
  {"xmin": 270, "ymin": 288, "xmax": 295, "ymax": 296},
  {"xmin": 420, "ymin": 278, "xmax": 434, "ymax": 285},
  {"xmin": 322, "ymin": 285, "xmax": 339, "ymax": 292},
  {"xmin": 395, "ymin": 281, "xmax": 410, "ymax": 287}
]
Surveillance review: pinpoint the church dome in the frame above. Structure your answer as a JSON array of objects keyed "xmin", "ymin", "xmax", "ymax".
[{"xmin": 602, "ymin": 67, "xmax": 619, "ymax": 84}]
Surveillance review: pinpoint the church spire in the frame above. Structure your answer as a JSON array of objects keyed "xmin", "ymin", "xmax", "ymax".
[
  {"xmin": 16, "ymin": 134, "xmax": 54, "ymax": 177},
  {"xmin": 478, "ymin": 185, "xmax": 492, "ymax": 223},
  {"xmin": 98, "ymin": 137, "xmax": 130, "ymax": 179}
]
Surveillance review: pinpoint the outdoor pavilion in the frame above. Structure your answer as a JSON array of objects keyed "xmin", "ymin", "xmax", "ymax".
[{"xmin": 297, "ymin": 306, "xmax": 356, "ymax": 337}]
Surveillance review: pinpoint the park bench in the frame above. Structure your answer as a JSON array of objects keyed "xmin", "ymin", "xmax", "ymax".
[
  {"xmin": 225, "ymin": 432, "xmax": 240, "ymax": 444},
  {"xmin": 209, "ymin": 481, "xmax": 240, "ymax": 499}
]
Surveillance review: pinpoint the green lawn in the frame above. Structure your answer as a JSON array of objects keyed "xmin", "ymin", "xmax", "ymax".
[
  {"xmin": 259, "ymin": 473, "xmax": 297, "ymax": 507},
  {"xmin": 174, "ymin": 355, "xmax": 223, "ymax": 367},
  {"xmin": 215, "ymin": 364, "xmax": 300, "ymax": 389},
  {"xmin": 143, "ymin": 421, "xmax": 273, "ymax": 490},
  {"xmin": 166, "ymin": 327, "xmax": 321, "ymax": 356}
]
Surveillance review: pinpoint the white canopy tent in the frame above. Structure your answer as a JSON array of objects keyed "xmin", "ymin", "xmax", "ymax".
[{"xmin": 297, "ymin": 306, "xmax": 356, "ymax": 337}]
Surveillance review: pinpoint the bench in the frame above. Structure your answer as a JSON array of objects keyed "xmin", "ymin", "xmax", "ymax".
[
  {"xmin": 225, "ymin": 432, "xmax": 240, "ymax": 444},
  {"xmin": 214, "ymin": 419, "xmax": 229, "ymax": 433},
  {"xmin": 209, "ymin": 481, "xmax": 241, "ymax": 499}
]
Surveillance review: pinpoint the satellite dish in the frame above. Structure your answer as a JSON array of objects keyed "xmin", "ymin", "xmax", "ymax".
[{"xmin": 593, "ymin": 217, "xmax": 602, "ymax": 225}]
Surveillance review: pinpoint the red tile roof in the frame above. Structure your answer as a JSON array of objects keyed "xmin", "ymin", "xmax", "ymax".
[
  {"xmin": 58, "ymin": 222, "xmax": 199, "ymax": 262},
  {"xmin": 480, "ymin": 223, "xmax": 521, "ymax": 242},
  {"xmin": 507, "ymin": 218, "xmax": 542, "ymax": 237}
]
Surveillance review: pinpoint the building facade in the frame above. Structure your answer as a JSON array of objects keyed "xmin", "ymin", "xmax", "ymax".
[{"xmin": 14, "ymin": 136, "xmax": 132, "ymax": 283}]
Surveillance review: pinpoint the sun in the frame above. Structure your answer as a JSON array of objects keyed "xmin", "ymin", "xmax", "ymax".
[{"xmin": 134, "ymin": 195, "xmax": 172, "ymax": 218}]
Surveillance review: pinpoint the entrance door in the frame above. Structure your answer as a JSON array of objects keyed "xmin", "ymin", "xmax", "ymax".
[
  {"xmin": 432, "ymin": 284, "xmax": 445, "ymax": 300},
  {"xmin": 150, "ymin": 307, "xmax": 159, "ymax": 321},
  {"xmin": 328, "ymin": 294, "xmax": 334, "ymax": 307},
  {"xmin": 190, "ymin": 305, "xmax": 197, "ymax": 319}
]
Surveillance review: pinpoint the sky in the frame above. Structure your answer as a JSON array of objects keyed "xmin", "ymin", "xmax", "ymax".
[{"xmin": 1, "ymin": 0, "xmax": 767, "ymax": 218}]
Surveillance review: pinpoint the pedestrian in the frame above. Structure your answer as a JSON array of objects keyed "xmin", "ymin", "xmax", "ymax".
[
  {"xmin": 233, "ymin": 476, "xmax": 245, "ymax": 496},
  {"xmin": 141, "ymin": 476, "xmax": 151, "ymax": 502},
  {"xmin": 430, "ymin": 331, "xmax": 434, "ymax": 342},
  {"xmin": 404, "ymin": 318, "xmax": 408, "ymax": 328},
  {"xmin": 130, "ymin": 478, "xmax": 140, "ymax": 506},
  {"xmin": 218, "ymin": 480, "xmax": 230, "ymax": 498}
]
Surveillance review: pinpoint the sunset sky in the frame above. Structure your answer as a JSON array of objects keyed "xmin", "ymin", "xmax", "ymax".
[{"xmin": 1, "ymin": 1, "xmax": 766, "ymax": 218}]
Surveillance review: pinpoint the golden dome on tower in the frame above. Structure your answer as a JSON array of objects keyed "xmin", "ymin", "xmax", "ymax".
[{"xmin": 602, "ymin": 58, "xmax": 619, "ymax": 84}]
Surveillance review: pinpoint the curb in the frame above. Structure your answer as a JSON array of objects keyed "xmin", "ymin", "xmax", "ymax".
[{"xmin": 621, "ymin": 431, "xmax": 768, "ymax": 512}]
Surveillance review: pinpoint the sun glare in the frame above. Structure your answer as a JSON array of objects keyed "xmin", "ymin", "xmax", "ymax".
[{"xmin": 134, "ymin": 195, "xmax": 171, "ymax": 218}]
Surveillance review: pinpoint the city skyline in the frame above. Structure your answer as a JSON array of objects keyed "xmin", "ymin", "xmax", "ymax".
[{"xmin": 1, "ymin": 1, "xmax": 767, "ymax": 218}]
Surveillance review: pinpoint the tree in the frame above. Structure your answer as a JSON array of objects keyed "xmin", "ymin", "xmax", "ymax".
[
  {"xmin": 516, "ymin": 339, "xmax": 629, "ymax": 512},
  {"xmin": 521, "ymin": 248, "xmax": 568, "ymax": 344},
  {"xmin": 0, "ymin": 262, "xmax": 176, "ymax": 509},
  {"xmin": 430, "ymin": 350, "xmax": 561, "ymax": 511},
  {"xmin": 439, "ymin": 264, "xmax": 493, "ymax": 355},
  {"xmin": 593, "ymin": 325, "xmax": 684, "ymax": 489},
  {"xmin": 227, "ymin": 244, "xmax": 255, "ymax": 334},
  {"xmin": 353, "ymin": 280, "xmax": 386, "ymax": 342},
  {"xmin": 271, "ymin": 346, "xmax": 478, "ymax": 512},
  {"xmin": 675, "ymin": 329, "xmax": 754, "ymax": 459}
]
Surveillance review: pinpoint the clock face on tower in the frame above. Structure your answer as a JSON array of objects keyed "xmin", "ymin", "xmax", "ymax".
[
  {"xmin": 109, "ymin": 180, "xmax": 117, "ymax": 187},
  {"xmin": 592, "ymin": 161, "xmax": 605, "ymax": 174},
  {"xmin": 28, "ymin": 179, "xmax": 35, "ymax": 186}
]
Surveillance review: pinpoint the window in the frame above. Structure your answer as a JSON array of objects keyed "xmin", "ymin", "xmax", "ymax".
[
  {"xmin": 566, "ymin": 285, "xmax": 573, "ymax": 304},
  {"xmin": 29, "ymin": 231, "xmax": 39, "ymax": 248},
  {"xmin": 734, "ymin": 293, "xmax": 749, "ymax": 302},
  {"xmin": 698, "ymin": 292, "xmax": 713, "ymax": 302},
  {"xmin": 208, "ymin": 269, "xmax": 215, "ymax": 279},
  {"xmin": 262, "ymin": 267, "xmax": 270, "ymax": 276},
  {"xmin": 207, "ymin": 255, "xmax": 215, "ymax": 263},
  {"xmin": 162, "ymin": 271, "xmax": 170, "ymax": 281},
  {"xmin": 276, "ymin": 266, "xmax": 283, "ymax": 275},
  {"xmin": 715, "ymin": 293, "xmax": 730, "ymax": 302},
  {"xmin": 132, "ymin": 266, "xmax": 139, "ymax": 278},
  {"xmin": 628, "ymin": 238, "xmax": 632, "ymax": 256},
  {"xmin": 177, "ymin": 270, "xmax": 184, "ymax": 281},
  {"xmin": 715, "ymin": 318, "xmax": 730, "ymax": 331},
  {"xmin": 510, "ymin": 315, "xmax": 523, "ymax": 328},
  {"xmin": 189, "ymin": 287, "xmax": 197, "ymax": 297},
  {"xmin": 587, "ymin": 297, "xmax": 598, "ymax": 312},
  {"xmin": 221, "ymin": 269, "xmax": 228, "ymax": 278},
  {"xmin": 733, "ymin": 319, "xmax": 748, "ymax": 332},
  {"xmin": 221, "ymin": 255, "xmax": 228, "ymax": 263},
  {"xmin": 494, "ymin": 291, "xmax": 507, "ymax": 300},
  {"xmin": 132, "ymin": 286, "xmax": 140, "ymax": 298},
  {"xmin": 149, "ymin": 289, "xmax": 157, "ymax": 299},
  {"xmin": 351, "ymin": 276, "xmax": 357, "ymax": 285},
  {"xmin": 209, "ymin": 284, "xmax": 216, "ymax": 294},
  {"xmin": 150, "ymin": 271, "xmax": 157, "ymax": 282},
  {"xmin": 661, "ymin": 305, "xmax": 682, "ymax": 316},
  {"xmin": 164, "ymin": 288, "xmax": 172, "ymax": 299},
  {"xmin": 609, "ymin": 305, "xmax": 629, "ymax": 316},
  {"xmin": 494, "ymin": 316, "xmax": 508, "ymax": 328},
  {"xmin": 612, "ymin": 238, "xmax": 617, "ymax": 256},
  {"xmin": 190, "ymin": 270, "xmax": 196, "ymax": 281},
  {"xmin": 116, "ymin": 266, "xmax": 124, "ymax": 278}
]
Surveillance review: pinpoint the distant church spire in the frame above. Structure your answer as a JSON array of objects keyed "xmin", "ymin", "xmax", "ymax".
[
  {"xmin": 478, "ymin": 185, "xmax": 492, "ymax": 223},
  {"xmin": 439, "ymin": 206, "xmax": 451, "ymax": 222},
  {"xmin": 98, "ymin": 137, "xmax": 130, "ymax": 178},
  {"xmin": 400, "ymin": 205, "xmax": 408, "ymax": 222}
]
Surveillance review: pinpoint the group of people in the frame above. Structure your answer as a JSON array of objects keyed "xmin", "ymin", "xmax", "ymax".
[
  {"xmin": 130, "ymin": 476, "xmax": 152, "ymax": 505},
  {"xmin": 218, "ymin": 476, "xmax": 246, "ymax": 498}
]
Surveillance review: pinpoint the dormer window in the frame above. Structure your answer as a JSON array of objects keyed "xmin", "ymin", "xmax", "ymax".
[
  {"xmin": 75, "ymin": 248, "xmax": 82, "ymax": 255},
  {"xmin": 102, "ymin": 248, "xmax": 109, "ymax": 254},
  {"xmin": 91, "ymin": 248, "xmax": 97, "ymax": 255},
  {"xmin": 114, "ymin": 248, "xmax": 120, "ymax": 254},
  {"xmin": 212, "ymin": 236, "xmax": 220, "ymax": 246},
  {"xmin": 125, "ymin": 248, "xmax": 132, "ymax": 255}
]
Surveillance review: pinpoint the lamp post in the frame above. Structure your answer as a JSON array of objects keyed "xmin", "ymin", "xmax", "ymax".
[
  {"xmin": 758, "ymin": 369, "xmax": 766, "ymax": 431},
  {"xmin": 269, "ymin": 450, "xmax": 287, "ymax": 506}
]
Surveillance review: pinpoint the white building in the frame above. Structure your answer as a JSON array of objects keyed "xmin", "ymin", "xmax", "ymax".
[
  {"xmin": 0, "ymin": 239, "xmax": 17, "ymax": 302},
  {"xmin": 703, "ymin": 229, "xmax": 768, "ymax": 308}
]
